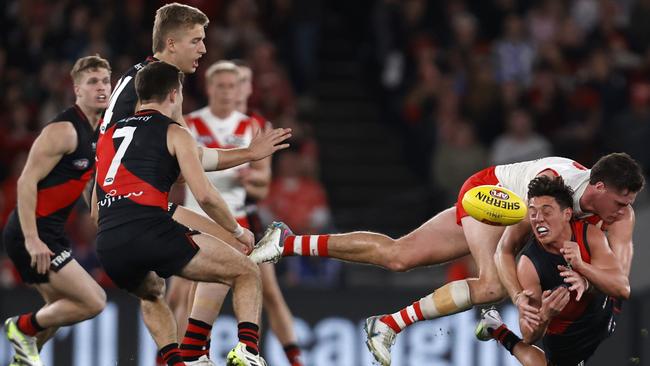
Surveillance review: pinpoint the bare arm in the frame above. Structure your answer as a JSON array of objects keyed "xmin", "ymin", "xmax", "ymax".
[
  {"xmin": 560, "ymin": 225, "xmax": 630, "ymax": 299},
  {"xmin": 516, "ymin": 256, "xmax": 546, "ymax": 343},
  {"xmin": 90, "ymin": 181, "xmax": 98, "ymax": 226},
  {"xmin": 496, "ymin": 218, "xmax": 533, "ymax": 301},
  {"xmin": 199, "ymin": 126, "xmax": 291, "ymax": 171},
  {"xmin": 604, "ymin": 207, "xmax": 635, "ymax": 277},
  {"xmin": 167, "ymin": 124, "xmax": 253, "ymax": 246},
  {"xmin": 17, "ymin": 122, "xmax": 77, "ymax": 273}
]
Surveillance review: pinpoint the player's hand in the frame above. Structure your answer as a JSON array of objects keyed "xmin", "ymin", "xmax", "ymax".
[
  {"xmin": 515, "ymin": 290, "xmax": 541, "ymax": 327},
  {"xmin": 234, "ymin": 227, "xmax": 255, "ymax": 253},
  {"xmin": 558, "ymin": 265, "xmax": 588, "ymax": 301},
  {"xmin": 540, "ymin": 287, "xmax": 570, "ymax": 321},
  {"xmin": 560, "ymin": 241, "xmax": 584, "ymax": 271},
  {"xmin": 247, "ymin": 124, "xmax": 291, "ymax": 161},
  {"xmin": 25, "ymin": 236, "xmax": 54, "ymax": 274}
]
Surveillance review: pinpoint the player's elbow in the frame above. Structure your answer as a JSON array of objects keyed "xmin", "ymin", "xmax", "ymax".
[{"xmin": 616, "ymin": 282, "xmax": 631, "ymax": 300}]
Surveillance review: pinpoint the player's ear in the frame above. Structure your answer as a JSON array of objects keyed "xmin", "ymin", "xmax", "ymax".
[
  {"xmin": 74, "ymin": 83, "xmax": 81, "ymax": 98},
  {"xmin": 563, "ymin": 207, "xmax": 572, "ymax": 221},
  {"xmin": 594, "ymin": 181, "xmax": 606, "ymax": 193},
  {"xmin": 166, "ymin": 37, "xmax": 175, "ymax": 53},
  {"xmin": 169, "ymin": 89, "xmax": 177, "ymax": 104}
]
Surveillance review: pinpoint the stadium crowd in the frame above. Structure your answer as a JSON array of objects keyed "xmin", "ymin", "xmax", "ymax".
[{"xmin": 1, "ymin": 0, "xmax": 650, "ymax": 290}]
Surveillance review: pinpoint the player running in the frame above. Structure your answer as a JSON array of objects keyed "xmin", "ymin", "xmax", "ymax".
[
  {"xmin": 94, "ymin": 61, "xmax": 267, "ymax": 366},
  {"xmin": 250, "ymin": 154, "xmax": 644, "ymax": 365},
  {"xmin": 2, "ymin": 56, "xmax": 112, "ymax": 366},
  {"xmin": 475, "ymin": 176, "xmax": 628, "ymax": 365}
]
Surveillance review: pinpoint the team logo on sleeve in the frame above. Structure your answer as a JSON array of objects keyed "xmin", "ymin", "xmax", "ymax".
[{"xmin": 72, "ymin": 158, "xmax": 90, "ymax": 170}]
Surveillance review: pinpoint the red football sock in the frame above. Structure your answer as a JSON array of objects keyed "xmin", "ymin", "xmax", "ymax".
[
  {"xmin": 283, "ymin": 343, "xmax": 303, "ymax": 366},
  {"xmin": 379, "ymin": 300, "xmax": 425, "ymax": 334},
  {"xmin": 16, "ymin": 312, "xmax": 45, "ymax": 337},
  {"xmin": 159, "ymin": 343, "xmax": 185, "ymax": 366},
  {"xmin": 180, "ymin": 318, "xmax": 212, "ymax": 361},
  {"xmin": 282, "ymin": 235, "xmax": 330, "ymax": 257},
  {"xmin": 238, "ymin": 322, "xmax": 260, "ymax": 355}
]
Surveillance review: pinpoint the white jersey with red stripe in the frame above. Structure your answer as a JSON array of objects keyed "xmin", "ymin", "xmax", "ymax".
[
  {"xmin": 494, "ymin": 157, "xmax": 593, "ymax": 218},
  {"xmin": 184, "ymin": 107, "xmax": 254, "ymax": 218}
]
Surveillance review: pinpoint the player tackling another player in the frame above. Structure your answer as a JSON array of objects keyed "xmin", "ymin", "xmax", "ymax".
[
  {"xmin": 475, "ymin": 176, "xmax": 629, "ymax": 365},
  {"xmin": 250, "ymin": 153, "xmax": 644, "ymax": 365}
]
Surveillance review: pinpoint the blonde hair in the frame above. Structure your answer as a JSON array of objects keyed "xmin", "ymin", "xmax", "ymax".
[
  {"xmin": 204, "ymin": 61, "xmax": 239, "ymax": 82},
  {"xmin": 70, "ymin": 55, "xmax": 111, "ymax": 83},
  {"xmin": 152, "ymin": 3, "xmax": 209, "ymax": 53}
]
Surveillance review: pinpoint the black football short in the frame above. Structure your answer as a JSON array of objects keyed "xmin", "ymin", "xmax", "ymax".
[
  {"xmin": 2, "ymin": 218, "xmax": 73, "ymax": 284},
  {"xmin": 96, "ymin": 214, "xmax": 200, "ymax": 291}
]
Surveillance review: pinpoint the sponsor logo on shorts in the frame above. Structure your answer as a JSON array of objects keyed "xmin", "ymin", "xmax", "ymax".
[
  {"xmin": 51, "ymin": 250, "xmax": 71, "ymax": 268},
  {"xmin": 72, "ymin": 158, "xmax": 90, "ymax": 170},
  {"xmin": 475, "ymin": 191, "xmax": 520, "ymax": 210}
]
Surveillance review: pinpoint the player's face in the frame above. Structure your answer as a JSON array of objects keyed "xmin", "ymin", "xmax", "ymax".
[
  {"xmin": 171, "ymin": 24, "xmax": 206, "ymax": 74},
  {"xmin": 238, "ymin": 67, "xmax": 253, "ymax": 103},
  {"xmin": 76, "ymin": 68, "xmax": 111, "ymax": 111},
  {"xmin": 591, "ymin": 182, "xmax": 636, "ymax": 224},
  {"xmin": 207, "ymin": 72, "xmax": 240, "ymax": 112},
  {"xmin": 528, "ymin": 196, "xmax": 572, "ymax": 246}
]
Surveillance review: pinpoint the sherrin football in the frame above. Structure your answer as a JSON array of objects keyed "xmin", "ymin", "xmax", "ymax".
[{"xmin": 461, "ymin": 185, "xmax": 527, "ymax": 226}]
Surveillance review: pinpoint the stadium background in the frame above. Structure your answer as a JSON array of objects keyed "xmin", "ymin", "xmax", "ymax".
[{"xmin": 1, "ymin": 0, "xmax": 649, "ymax": 364}]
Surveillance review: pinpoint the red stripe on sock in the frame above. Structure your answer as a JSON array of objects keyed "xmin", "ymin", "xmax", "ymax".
[
  {"xmin": 301, "ymin": 237, "xmax": 310, "ymax": 256},
  {"xmin": 317, "ymin": 235, "xmax": 329, "ymax": 257},
  {"xmin": 181, "ymin": 337, "xmax": 205, "ymax": 346},
  {"xmin": 186, "ymin": 323, "xmax": 211, "ymax": 336},
  {"xmin": 399, "ymin": 309, "xmax": 413, "ymax": 326},
  {"xmin": 379, "ymin": 315, "xmax": 402, "ymax": 333},
  {"xmin": 283, "ymin": 236, "xmax": 296, "ymax": 256},
  {"xmin": 413, "ymin": 301, "xmax": 424, "ymax": 320},
  {"xmin": 241, "ymin": 340, "xmax": 259, "ymax": 353}
]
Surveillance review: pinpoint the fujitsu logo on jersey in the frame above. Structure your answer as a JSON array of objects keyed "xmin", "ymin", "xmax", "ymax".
[
  {"xmin": 98, "ymin": 189, "xmax": 144, "ymax": 208},
  {"xmin": 196, "ymin": 135, "xmax": 216, "ymax": 146},
  {"xmin": 72, "ymin": 158, "xmax": 90, "ymax": 170},
  {"xmin": 225, "ymin": 135, "xmax": 246, "ymax": 146}
]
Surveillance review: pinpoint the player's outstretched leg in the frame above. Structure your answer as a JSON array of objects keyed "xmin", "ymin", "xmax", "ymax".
[
  {"xmin": 475, "ymin": 309, "xmax": 546, "ymax": 366},
  {"xmin": 251, "ymin": 208, "xmax": 470, "ymax": 273}
]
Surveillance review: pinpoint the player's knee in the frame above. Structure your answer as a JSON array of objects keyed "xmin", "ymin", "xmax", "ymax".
[
  {"xmin": 85, "ymin": 290, "xmax": 107, "ymax": 318},
  {"xmin": 475, "ymin": 281, "xmax": 506, "ymax": 303}
]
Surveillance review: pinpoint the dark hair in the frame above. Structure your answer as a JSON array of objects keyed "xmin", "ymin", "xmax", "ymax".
[
  {"xmin": 528, "ymin": 176, "xmax": 574, "ymax": 209},
  {"xmin": 152, "ymin": 3, "xmax": 208, "ymax": 53},
  {"xmin": 590, "ymin": 153, "xmax": 645, "ymax": 193},
  {"xmin": 135, "ymin": 61, "xmax": 184, "ymax": 103}
]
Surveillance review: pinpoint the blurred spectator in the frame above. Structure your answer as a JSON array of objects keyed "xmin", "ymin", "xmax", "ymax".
[
  {"xmin": 490, "ymin": 108, "xmax": 552, "ymax": 165},
  {"xmin": 608, "ymin": 82, "xmax": 650, "ymax": 176},
  {"xmin": 493, "ymin": 13, "xmax": 535, "ymax": 85},
  {"xmin": 431, "ymin": 119, "xmax": 488, "ymax": 205}
]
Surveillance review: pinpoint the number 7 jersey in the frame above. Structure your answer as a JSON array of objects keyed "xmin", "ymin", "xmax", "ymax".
[{"xmin": 95, "ymin": 109, "xmax": 181, "ymax": 233}]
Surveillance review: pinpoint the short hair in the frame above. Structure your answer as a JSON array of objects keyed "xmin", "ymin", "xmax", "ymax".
[
  {"xmin": 590, "ymin": 153, "xmax": 645, "ymax": 193},
  {"xmin": 528, "ymin": 176, "xmax": 574, "ymax": 210},
  {"xmin": 152, "ymin": 3, "xmax": 209, "ymax": 53},
  {"xmin": 70, "ymin": 55, "xmax": 111, "ymax": 83},
  {"xmin": 204, "ymin": 61, "xmax": 239, "ymax": 82},
  {"xmin": 135, "ymin": 61, "xmax": 184, "ymax": 103}
]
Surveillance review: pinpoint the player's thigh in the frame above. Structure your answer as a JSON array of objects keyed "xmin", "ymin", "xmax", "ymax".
[
  {"xmin": 461, "ymin": 216, "xmax": 505, "ymax": 279},
  {"xmin": 34, "ymin": 259, "xmax": 105, "ymax": 306},
  {"xmin": 172, "ymin": 205, "xmax": 233, "ymax": 242},
  {"xmin": 396, "ymin": 207, "xmax": 470, "ymax": 267},
  {"xmin": 179, "ymin": 233, "xmax": 257, "ymax": 285}
]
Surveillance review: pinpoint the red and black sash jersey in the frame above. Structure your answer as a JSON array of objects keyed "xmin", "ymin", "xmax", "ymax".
[
  {"xmin": 522, "ymin": 220, "xmax": 615, "ymax": 363},
  {"xmin": 8, "ymin": 105, "xmax": 97, "ymax": 238},
  {"xmin": 95, "ymin": 110, "xmax": 180, "ymax": 235},
  {"xmin": 99, "ymin": 56, "xmax": 157, "ymax": 135}
]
